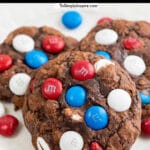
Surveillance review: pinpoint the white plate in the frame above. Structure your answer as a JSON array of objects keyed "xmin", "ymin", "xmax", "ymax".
[{"xmin": 0, "ymin": 3, "xmax": 150, "ymax": 150}]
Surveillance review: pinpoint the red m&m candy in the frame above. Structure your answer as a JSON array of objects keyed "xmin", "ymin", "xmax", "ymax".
[
  {"xmin": 90, "ymin": 142, "xmax": 103, "ymax": 150},
  {"xmin": 123, "ymin": 37, "xmax": 142, "ymax": 50},
  {"xmin": 42, "ymin": 78, "xmax": 63, "ymax": 100},
  {"xmin": 97, "ymin": 17, "xmax": 112, "ymax": 25},
  {"xmin": 0, "ymin": 54, "xmax": 12, "ymax": 71},
  {"xmin": 0, "ymin": 115, "xmax": 19, "ymax": 136},
  {"xmin": 42, "ymin": 35, "xmax": 65, "ymax": 53},
  {"xmin": 71, "ymin": 60, "xmax": 95, "ymax": 81},
  {"xmin": 141, "ymin": 117, "xmax": 150, "ymax": 136}
]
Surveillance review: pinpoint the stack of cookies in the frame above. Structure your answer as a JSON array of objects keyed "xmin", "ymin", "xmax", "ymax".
[{"xmin": 0, "ymin": 10, "xmax": 150, "ymax": 150}]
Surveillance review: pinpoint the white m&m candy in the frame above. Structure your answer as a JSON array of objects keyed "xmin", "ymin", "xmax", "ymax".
[
  {"xmin": 59, "ymin": 131, "xmax": 84, "ymax": 150},
  {"xmin": 37, "ymin": 137, "xmax": 50, "ymax": 150},
  {"xmin": 123, "ymin": 55, "xmax": 146, "ymax": 76},
  {"xmin": 12, "ymin": 34, "xmax": 34, "ymax": 53},
  {"xmin": 107, "ymin": 89, "xmax": 132, "ymax": 112},
  {"xmin": 95, "ymin": 28, "xmax": 118, "ymax": 45},
  {"xmin": 0, "ymin": 103, "xmax": 5, "ymax": 117},
  {"xmin": 94, "ymin": 59, "xmax": 114, "ymax": 72},
  {"xmin": 9, "ymin": 73, "xmax": 31, "ymax": 96}
]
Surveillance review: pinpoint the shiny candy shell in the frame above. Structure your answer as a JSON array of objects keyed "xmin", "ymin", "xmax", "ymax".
[
  {"xmin": 12, "ymin": 34, "xmax": 34, "ymax": 53},
  {"xmin": 95, "ymin": 51, "xmax": 111, "ymax": 59},
  {"xmin": 84, "ymin": 106, "xmax": 108, "ymax": 130},
  {"xmin": 42, "ymin": 35, "xmax": 65, "ymax": 53},
  {"xmin": 9, "ymin": 73, "xmax": 31, "ymax": 96},
  {"xmin": 0, "ymin": 54, "xmax": 12, "ymax": 71},
  {"xmin": 37, "ymin": 137, "xmax": 50, "ymax": 150},
  {"xmin": 62, "ymin": 10, "xmax": 82, "ymax": 29},
  {"xmin": 94, "ymin": 59, "xmax": 114, "ymax": 72},
  {"xmin": 59, "ymin": 131, "xmax": 84, "ymax": 150},
  {"xmin": 65, "ymin": 85, "xmax": 87, "ymax": 107},
  {"xmin": 123, "ymin": 37, "xmax": 142, "ymax": 50},
  {"xmin": 97, "ymin": 17, "xmax": 112, "ymax": 25},
  {"xmin": 71, "ymin": 60, "xmax": 95, "ymax": 81},
  {"xmin": 139, "ymin": 92, "xmax": 150, "ymax": 104},
  {"xmin": 42, "ymin": 78, "xmax": 63, "ymax": 100},
  {"xmin": 25, "ymin": 50, "xmax": 49, "ymax": 69},
  {"xmin": 90, "ymin": 142, "xmax": 103, "ymax": 150},
  {"xmin": 107, "ymin": 89, "xmax": 131, "ymax": 112},
  {"xmin": 0, "ymin": 115, "xmax": 19, "ymax": 136},
  {"xmin": 95, "ymin": 29, "xmax": 118, "ymax": 45},
  {"xmin": 123, "ymin": 55, "xmax": 146, "ymax": 76},
  {"xmin": 141, "ymin": 117, "xmax": 150, "ymax": 136}
]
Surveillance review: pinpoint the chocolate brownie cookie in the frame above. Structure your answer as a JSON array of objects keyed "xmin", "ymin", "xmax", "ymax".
[
  {"xmin": 0, "ymin": 26, "xmax": 78, "ymax": 109},
  {"xmin": 79, "ymin": 19, "xmax": 150, "ymax": 119},
  {"xmin": 23, "ymin": 51, "xmax": 141, "ymax": 150}
]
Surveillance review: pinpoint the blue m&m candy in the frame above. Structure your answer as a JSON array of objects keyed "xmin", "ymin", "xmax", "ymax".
[
  {"xmin": 139, "ymin": 92, "xmax": 150, "ymax": 104},
  {"xmin": 84, "ymin": 106, "xmax": 108, "ymax": 130},
  {"xmin": 25, "ymin": 50, "xmax": 48, "ymax": 69},
  {"xmin": 65, "ymin": 85, "xmax": 87, "ymax": 107},
  {"xmin": 61, "ymin": 11, "xmax": 82, "ymax": 29},
  {"xmin": 95, "ymin": 51, "xmax": 111, "ymax": 59}
]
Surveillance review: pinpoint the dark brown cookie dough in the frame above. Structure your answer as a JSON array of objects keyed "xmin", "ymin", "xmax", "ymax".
[
  {"xmin": 0, "ymin": 26, "xmax": 78, "ymax": 109},
  {"xmin": 79, "ymin": 19, "xmax": 150, "ymax": 119},
  {"xmin": 23, "ymin": 51, "xmax": 141, "ymax": 150}
]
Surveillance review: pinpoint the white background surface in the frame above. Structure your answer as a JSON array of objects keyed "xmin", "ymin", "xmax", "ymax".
[{"xmin": 0, "ymin": 3, "xmax": 150, "ymax": 150}]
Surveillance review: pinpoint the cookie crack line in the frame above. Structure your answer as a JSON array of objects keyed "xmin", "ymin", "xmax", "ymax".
[{"xmin": 106, "ymin": 115, "xmax": 139, "ymax": 150}]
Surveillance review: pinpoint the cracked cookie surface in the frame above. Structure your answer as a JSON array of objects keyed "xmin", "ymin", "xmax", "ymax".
[
  {"xmin": 0, "ymin": 26, "xmax": 78, "ymax": 109},
  {"xmin": 79, "ymin": 19, "xmax": 150, "ymax": 119},
  {"xmin": 23, "ymin": 51, "xmax": 141, "ymax": 150}
]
